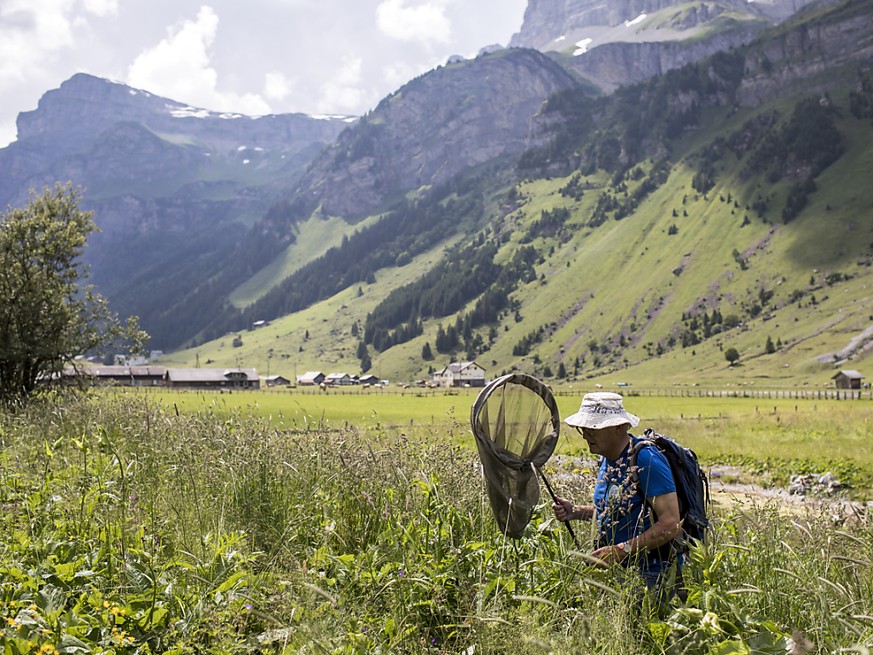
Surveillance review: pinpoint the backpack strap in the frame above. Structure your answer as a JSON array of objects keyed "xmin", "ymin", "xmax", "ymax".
[
  {"xmin": 628, "ymin": 429, "xmax": 686, "ymax": 559},
  {"xmin": 627, "ymin": 429, "xmax": 656, "ymax": 494}
]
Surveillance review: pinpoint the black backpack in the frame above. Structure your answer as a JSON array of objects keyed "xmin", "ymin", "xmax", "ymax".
[{"xmin": 630, "ymin": 428, "xmax": 710, "ymax": 554}]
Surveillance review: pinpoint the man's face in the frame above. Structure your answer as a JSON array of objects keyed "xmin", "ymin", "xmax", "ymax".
[{"xmin": 576, "ymin": 424, "xmax": 625, "ymax": 457}]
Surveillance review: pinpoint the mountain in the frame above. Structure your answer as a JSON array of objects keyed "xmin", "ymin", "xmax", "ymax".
[
  {"xmin": 0, "ymin": 72, "xmax": 352, "ymax": 326},
  {"xmin": 294, "ymin": 48, "xmax": 580, "ymax": 220},
  {"xmin": 159, "ymin": 0, "xmax": 873, "ymax": 387},
  {"xmin": 510, "ymin": 0, "xmax": 830, "ymax": 91},
  {"xmin": 3, "ymin": 0, "xmax": 873, "ymax": 388}
]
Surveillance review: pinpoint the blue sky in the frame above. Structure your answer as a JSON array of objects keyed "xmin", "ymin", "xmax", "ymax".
[{"xmin": 0, "ymin": 0, "xmax": 527, "ymax": 146}]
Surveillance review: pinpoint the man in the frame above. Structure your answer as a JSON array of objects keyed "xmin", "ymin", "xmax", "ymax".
[{"xmin": 552, "ymin": 392, "xmax": 683, "ymax": 598}]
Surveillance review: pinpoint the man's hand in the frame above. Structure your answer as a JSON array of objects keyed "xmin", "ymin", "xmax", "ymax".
[
  {"xmin": 591, "ymin": 544, "xmax": 629, "ymax": 566},
  {"xmin": 551, "ymin": 496, "xmax": 575, "ymax": 522},
  {"xmin": 552, "ymin": 496, "xmax": 595, "ymax": 522}
]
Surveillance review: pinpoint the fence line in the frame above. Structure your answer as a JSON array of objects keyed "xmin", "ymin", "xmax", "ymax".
[
  {"xmin": 264, "ymin": 386, "xmax": 871, "ymax": 400},
  {"xmin": 130, "ymin": 385, "xmax": 872, "ymax": 401},
  {"xmin": 608, "ymin": 388, "xmax": 871, "ymax": 401}
]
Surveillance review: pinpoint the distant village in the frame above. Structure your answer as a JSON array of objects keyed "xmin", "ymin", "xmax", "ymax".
[
  {"xmin": 65, "ymin": 360, "xmax": 867, "ymax": 395},
  {"xmin": 66, "ymin": 360, "xmax": 489, "ymax": 390}
]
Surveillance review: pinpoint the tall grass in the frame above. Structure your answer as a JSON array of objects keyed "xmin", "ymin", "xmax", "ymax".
[{"xmin": 1, "ymin": 393, "xmax": 870, "ymax": 653}]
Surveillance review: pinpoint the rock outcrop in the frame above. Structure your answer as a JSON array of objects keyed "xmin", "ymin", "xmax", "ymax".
[
  {"xmin": 294, "ymin": 48, "xmax": 579, "ymax": 220},
  {"xmin": 0, "ymin": 73, "xmax": 353, "ymax": 347},
  {"xmin": 509, "ymin": 0, "xmax": 827, "ymax": 91}
]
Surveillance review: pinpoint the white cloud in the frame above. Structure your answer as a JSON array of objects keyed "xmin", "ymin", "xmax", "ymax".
[
  {"xmin": 0, "ymin": 0, "xmax": 76, "ymax": 86},
  {"xmin": 83, "ymin": 0, "xmax": 119, "ymax": 18},
  {"xmin": 317, "ymin": 54, "xmax": 370, "ymax": 114},
  {"xmin": 126, "ymin": 5, "xmax": 271, "ymax": 115},
  {"xmin": 382, "ymin": 61, "xmax": 420, "ymax": 89},
  {"xmin": 376, "ymin": 0, "xmax": 451, "ymax": 45},
  {"xmin": 264, "ymin": 71, "xmax": 294, "ymax": 102},
  {"xmin": 0, "ymin": 118, "xmax": 17, "ymax": 147}
]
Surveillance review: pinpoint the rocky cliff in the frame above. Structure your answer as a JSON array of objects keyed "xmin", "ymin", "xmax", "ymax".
[
  {"xmin": 293, "ymin": 48, "xmax": 580, "ymax": 220},
  {"xmin": 510, "ymin": 0, "xmax": 827, "ymax": 90},
  {"xmin": 15, "ymin": 73, "xmax": 351, "ymax": 163},
  {"xmin": 738, "ymin": 1, "xmax": 873, "ymax": 106},
  {"xmin": 3, "ymin": 73, "xmax": 352, "ymax": 210},
  {"xmin": 0, "ymin": 73, "xmax": 353, "ymax": 345}
]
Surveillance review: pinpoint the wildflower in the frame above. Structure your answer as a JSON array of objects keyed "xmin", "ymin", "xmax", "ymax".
[{"xmin": 700, "ymin": 611, "xmax": 722, "ymax": 635}]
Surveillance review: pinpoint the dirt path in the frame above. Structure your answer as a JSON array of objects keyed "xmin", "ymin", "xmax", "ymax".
[
  {"xmin": 708, "ymin": 465, "xmax": 872, "ymax": 517},
  {"xmin": 550, "ymin": 456, "xmax": 872, "ymax": 516}
]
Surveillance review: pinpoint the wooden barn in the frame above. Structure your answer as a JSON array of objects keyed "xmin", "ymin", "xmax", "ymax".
[{"xmin": 832, "ymin": 370, "xmax": 864, "ymax": 390}]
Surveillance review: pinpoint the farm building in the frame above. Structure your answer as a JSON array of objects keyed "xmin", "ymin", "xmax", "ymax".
[
  {"xmin": 432, "ymin": 361, "xmax": 487, "ymax": 388},
  {"xmin": 68, "ymin": 365, "xmax": 167, "ymax": 386},
  {"xmin": 165, "ymin": 368, "xmax": 260, "ymax": 390},
  {"xmin": 297, "ymin": 371, "xmax": 325, "ymax": 386},
  {"xmin": 832, "ymin": 370, "xmax": 864, "ymax": 390},
  {"xmin": 261, "ymin": 375, "xmax": 291, "ymax": 387},
  {"xmin": 325, "ymin": 372, "xmax": 354, "ymax": 386}
]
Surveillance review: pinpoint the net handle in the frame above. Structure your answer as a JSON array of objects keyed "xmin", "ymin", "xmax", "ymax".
[{"xmin": 532, "ymin": 463, "xmax": 579, "ymax": 547}]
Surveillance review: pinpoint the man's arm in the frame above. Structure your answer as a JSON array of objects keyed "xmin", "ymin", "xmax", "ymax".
[
  {"xmin": 594, "ymin": 491, "xmax": 681, "ymax": 564},
  {"xmin": 624, "ymin": 491, "xmax": 681, "ymax": 554}
]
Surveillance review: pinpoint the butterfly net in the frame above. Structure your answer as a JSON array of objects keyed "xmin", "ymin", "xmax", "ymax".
[{"xmin": 470, "ymin": 373, "xmax": 560, "ymax": 538}]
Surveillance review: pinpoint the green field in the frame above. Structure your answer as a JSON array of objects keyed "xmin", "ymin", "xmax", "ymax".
[
  {"xmin": 130, "ymin": 387, "xmax": 873, "ymax": 496},
  {"xmin": 2, "ymin": 392, "xmax": 871, "ymax": 653}
]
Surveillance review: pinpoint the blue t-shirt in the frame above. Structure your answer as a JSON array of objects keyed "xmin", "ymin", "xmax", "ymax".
[{"xmin": 593, "ymin": 435, "xmax": 676, "ymax": 575}]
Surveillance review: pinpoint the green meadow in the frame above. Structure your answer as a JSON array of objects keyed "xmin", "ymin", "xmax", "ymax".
[
  {"xmin": 134, "ymin": 387, "xmax": 873, "ymax": 496},
  {"xmin": 1, "ymin": 391, "xmax": 871, "ymax": 654}
]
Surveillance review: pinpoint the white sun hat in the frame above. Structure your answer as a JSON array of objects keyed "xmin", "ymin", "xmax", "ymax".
[{"xmin": 564, "ymin": 392, "xmax": 640, "ymax": 429}]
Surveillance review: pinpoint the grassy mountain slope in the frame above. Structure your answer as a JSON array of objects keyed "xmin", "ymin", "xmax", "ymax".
[
  {"xmin": 157, "ymin": 2, "xmax": 873, "ymax": 388},
  {"xmin": 160, "ymin": 81, "xmax": 872, "ymax": 388}
]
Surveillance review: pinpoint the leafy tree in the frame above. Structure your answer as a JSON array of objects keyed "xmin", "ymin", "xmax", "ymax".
[
  {"xmin": 0, "ymin": 184, "xmax": 147, "ymax": 405},
  {"xmin": 724, "ymin": 347, "xmax": 740, "ymax": 366}
]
